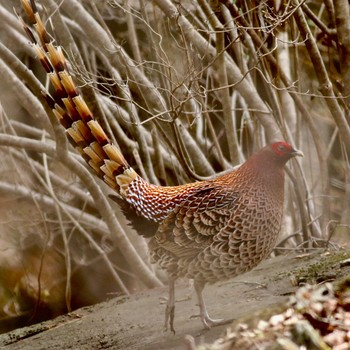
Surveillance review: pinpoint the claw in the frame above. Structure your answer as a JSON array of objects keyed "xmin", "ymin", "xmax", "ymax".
[
  {"xmin": 190, "ymin": 312, "xmax": 233, "ymax": 329},
  {"xmin": 201, "ymin": 316, "xmax": 233, "ymax": 329}
]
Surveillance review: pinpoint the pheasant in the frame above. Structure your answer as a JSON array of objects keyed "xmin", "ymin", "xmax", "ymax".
[{"xmin": 18, "ymin": 0, "xmax": 303, "ymax": 332}]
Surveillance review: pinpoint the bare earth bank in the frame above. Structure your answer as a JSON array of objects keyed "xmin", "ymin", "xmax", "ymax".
[{"xmin": 1, "ymin": 250, "xmax": 349, "ymax": 350}]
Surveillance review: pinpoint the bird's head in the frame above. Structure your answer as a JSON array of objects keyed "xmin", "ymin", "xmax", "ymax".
[
  {"xmin": 248, "ymin": 142, "xmax": 304, "ymax": 169},
  {"xmin": 270, "ymin": 142, "xmax": 304, "ymax": 161},
  {"xmin": 222, "ymin": 141, "xmax": 303, "ymax": 188},
  {"xmin": 239, "ymin": 142, "xmax": 304, "ymax": 176},
  {"xmin": 270, "ymin": 142, "xmax": 304, "ymax": 163}
]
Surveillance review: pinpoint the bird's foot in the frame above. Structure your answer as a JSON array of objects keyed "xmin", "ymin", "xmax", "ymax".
[
  {"xmin": 201, "ymin": 315, "xmax": 234, "ymax": 329},
  {"xmin": 191, "ymin": 313, "xmax": 234, "ymax": 330},
  {"xmin": 164, "ymin": 304, "xmax": 176, "ymax": 334}
]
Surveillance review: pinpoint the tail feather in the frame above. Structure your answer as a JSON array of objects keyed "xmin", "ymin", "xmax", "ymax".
[{"xmin": 18, "ymin": 0, "xmax": 138, "ymax": 198}]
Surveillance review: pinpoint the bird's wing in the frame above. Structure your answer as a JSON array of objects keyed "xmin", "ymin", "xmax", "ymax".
[
  {"xmin": 153, "ymin": 185, "xmax": 239, "ymax": 258},
  {"xmin": 109, "ymin": 194, "xmax": 159, "ymax": 238}
]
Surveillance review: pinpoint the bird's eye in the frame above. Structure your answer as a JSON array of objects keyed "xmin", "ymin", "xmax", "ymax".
[{"xmin": 278, "ymin": 144, "xmax": 285, "ymax": 151}]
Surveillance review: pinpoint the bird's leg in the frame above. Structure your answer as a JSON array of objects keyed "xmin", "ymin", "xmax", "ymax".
[
  {"xmin": 194, "ymin": 280, "xmax": 232, "ymax": 329},
  {"xmin": 164, "ymin": 277, "xmax": 176, "ymax": 333}
]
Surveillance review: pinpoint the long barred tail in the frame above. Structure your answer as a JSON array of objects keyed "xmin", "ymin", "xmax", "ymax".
[{"xmin": 17, "ymin": 0, "xmax": 138, "ymax": 198}]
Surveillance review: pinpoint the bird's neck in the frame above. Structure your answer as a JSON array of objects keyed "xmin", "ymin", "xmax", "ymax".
[{"xmin": 226, "ymin": 155, "xmax": 286, "ymax": 193}]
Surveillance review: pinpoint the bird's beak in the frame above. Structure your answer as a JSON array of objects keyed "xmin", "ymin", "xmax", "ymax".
[{"xmin": 292, "ymin": 148, "xmax": 304, "ymax": 158}]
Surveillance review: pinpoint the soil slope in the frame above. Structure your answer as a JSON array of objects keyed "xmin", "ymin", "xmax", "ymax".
[{"xmin": 1, "ymin": 250, "xmax": 349, "ymax": 350}]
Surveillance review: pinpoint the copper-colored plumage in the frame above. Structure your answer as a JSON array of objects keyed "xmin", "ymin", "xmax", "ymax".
[{"xmin": 18, "ymin": 0, "xmax": 303, "ymax": 332}]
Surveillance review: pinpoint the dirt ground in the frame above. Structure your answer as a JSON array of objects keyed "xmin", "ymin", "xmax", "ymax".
[{"xmin": 0, "ymin": 249, "xmax": 349, "ymax": 350}]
